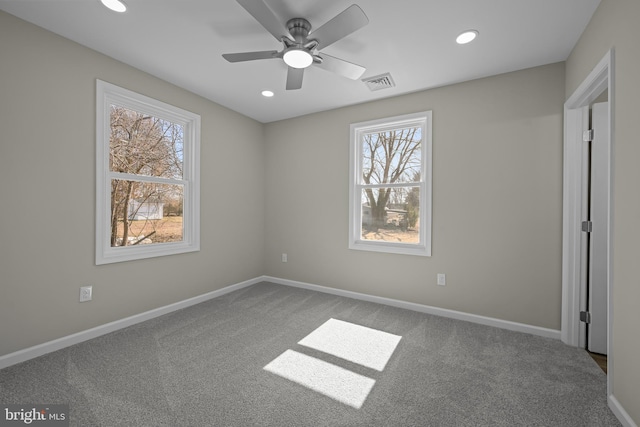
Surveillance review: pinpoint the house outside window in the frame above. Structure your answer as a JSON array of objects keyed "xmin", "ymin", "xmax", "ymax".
[
  {"xmin": 96, "ymin": 80, "xmax": 200, "ymax": 264},
  {"xmin": 349, "ymin": 111, "xmax": 432, "ymax": 256}
]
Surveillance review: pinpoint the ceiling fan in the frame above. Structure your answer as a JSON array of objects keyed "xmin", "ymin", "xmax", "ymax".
[{"xmin": 223, "ymin": 0, "xmax": 369, "ymax": 90}]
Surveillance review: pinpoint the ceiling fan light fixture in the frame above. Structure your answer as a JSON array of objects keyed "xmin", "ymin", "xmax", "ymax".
[
  {"xmin": 456, "ymin": 30, "xmax": 478, "ymax": 45},
  {"xmin": 283, "ymin": 48, "xmax": 313, "ymax": 69},
  {"xmin": 100, "ymin": 0, "xmax": 127, "ymax": 12}
]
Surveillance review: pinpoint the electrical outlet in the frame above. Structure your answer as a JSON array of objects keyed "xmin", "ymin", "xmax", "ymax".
[
  {"xmin": 79, "ymin": 286, "xmax": 93, "ymax": 302},
  {"xmin": 437, "ymin": 274, "xmax": 446, "ymax": 286},
  {"xmin": 282, "ymin": 253, "xmax": 288, "ymax": 263}
]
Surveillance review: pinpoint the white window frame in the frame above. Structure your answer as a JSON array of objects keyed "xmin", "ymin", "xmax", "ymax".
[
  {"xmin": 96, "ymin": 80, "xmax": 200, "ymax": 265},
  {"xmin": 349, "ymin": 111, "xmax": 432, "ymax": 256}
]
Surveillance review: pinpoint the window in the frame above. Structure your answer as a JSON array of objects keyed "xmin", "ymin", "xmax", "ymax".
[
  {"xmin": 349, "ymin": 111, "xmax": 432, "ymax": 256},
  {"xmin": 96, "ymin": 80, "xmax": 200, "ymax": 264}
]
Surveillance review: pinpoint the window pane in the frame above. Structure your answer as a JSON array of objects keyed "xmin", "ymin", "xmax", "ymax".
[
  {"xmin": 361, "ymin": 127, "xmax": 421, "ymax": 185},
  {"xmin": 361, "ymin": 187, "xmax": 420, "ymax": 244},
  {"xmin": 110, "ymin": 180, "xmax": 184, "ymax": 247},
  {"xmin": 109, "ymin": 105, "xmax": 184, "ymax": 179}
]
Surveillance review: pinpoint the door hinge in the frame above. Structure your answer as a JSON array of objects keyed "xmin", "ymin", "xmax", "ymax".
[
  {"xmin": 580, "ymin": 311, "xmax": 592, "ymax": 324},
  {"xmin": 583, "ymin": 129, "xmax": 594, "ymax": 142},
  {"xmin": 581, "ymin": 221, "xmax": 593, "ymax": 233}
]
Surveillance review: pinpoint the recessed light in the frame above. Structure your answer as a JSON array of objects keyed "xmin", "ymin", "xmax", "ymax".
[
  {"xmin": 456, "ymin": 30, "xmax": 478, "ymax": 45},
  {"xmin": 100, "ymin": 0, "xmax": 127, "ymax": 13},
  {"xmin": 261, "ymin": 90, "xmax": 274, "ymax": 97}
]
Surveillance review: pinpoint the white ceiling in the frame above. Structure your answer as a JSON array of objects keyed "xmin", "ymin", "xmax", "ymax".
[{"xmin": 0, "ymin": 0, "xmax": 600, "ymax": 123}]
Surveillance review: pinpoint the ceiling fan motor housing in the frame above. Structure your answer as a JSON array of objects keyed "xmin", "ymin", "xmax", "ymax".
[{"xmin": 286, "ymin": 18, "xmax": 312, "ymax": 42}]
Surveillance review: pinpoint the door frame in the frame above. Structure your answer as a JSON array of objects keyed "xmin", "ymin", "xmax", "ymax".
[{"xmin": 561, "ymin": 50, "xmax": 614, "ymax": 396}]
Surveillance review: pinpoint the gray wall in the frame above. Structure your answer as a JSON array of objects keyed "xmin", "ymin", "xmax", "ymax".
[
  {"xmin": 0, "ymin": 11, "xmax": 265, "ymax": 356},
  {"xmin": 5, "ymin": 9, "xmax": 620, "ymax": 417},
  {"xmin": 566, "ymin": 0, "xmax": 640, "ymax": 422},
  {"xmin": 265, "ymin": 62, "xmax": 565, "ymax": 330}
]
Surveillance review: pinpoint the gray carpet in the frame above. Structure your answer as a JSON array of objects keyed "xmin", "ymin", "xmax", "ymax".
[{"xmin": 0, "ymin": 282, "xmax": 620, "ymax": 426}]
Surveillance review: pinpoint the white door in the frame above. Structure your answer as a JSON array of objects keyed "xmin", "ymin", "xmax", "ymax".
[{"xmin": 587, "ymin": 102, "xmax": 609, "ymax": 355}]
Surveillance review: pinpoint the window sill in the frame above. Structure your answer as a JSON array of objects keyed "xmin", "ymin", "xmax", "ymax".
[{"xmin": 349, "ymin": 240, "xmax": 431, "ymax": 257}]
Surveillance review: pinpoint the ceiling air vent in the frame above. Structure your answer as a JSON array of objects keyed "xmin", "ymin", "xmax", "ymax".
[{"xmin": 363, "ymin": 73, "xmax": 395, "ymax": 91}]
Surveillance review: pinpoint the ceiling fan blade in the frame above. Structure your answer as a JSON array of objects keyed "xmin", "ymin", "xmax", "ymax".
[
  {"xmin": 286, "ymin": 67, "xmax": 304, "ymax": 90},
  {"xmin": 236, "ymin": 0, "xmax": 293, "ymax": 42},
  {"xmin": 311, "ymin": 4, "xmax": 369, "ymax": 51},
  {"xmin": 222, "ymin": 50, "xmax": 279, "ymax": 62},
  {"xmin": 315, "ymin": 53, "xmax": 365, "ymax": 80}
]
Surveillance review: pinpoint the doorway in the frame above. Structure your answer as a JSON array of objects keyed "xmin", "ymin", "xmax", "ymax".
[
  {"xmin": 584, "ymin": 100, "xmax": 609, "ymax": 357},
  {"xmin": 561, "ymin": 50, "xmax": 613, "ymax": 395}
]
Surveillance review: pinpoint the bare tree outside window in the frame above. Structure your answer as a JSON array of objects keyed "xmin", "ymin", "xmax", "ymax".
[
  {"xmin": 96, "ymin": 80, "xmax": 200, "ymax": 265},
  {"xmin": 349, "ymin": 111, "xmax": 431, "ymax": 256},
  {"xmin": 361, "ymin": 127, "xmax": 422, "ymax": 243},
  {"xmin": 109, "ymin": 106, "xmax": 184, "ymax": 247}
]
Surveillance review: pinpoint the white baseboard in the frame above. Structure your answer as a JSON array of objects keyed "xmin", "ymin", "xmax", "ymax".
[
  {"xmin": 0, "ymin": 277, "xmax": 262, "ymax": 370},
  {"xmin": 609, "ymin": 395, "xmax": 638, "ymax": 427},
  {"xmin": 262, "ymin": 276, "xmax": 562, "ymax": 340},
  {"xmin": 4, "ymin": 275, "xmax": 630, "ymax": 424},
  {"xmin": 0, "ymin": 274, "xmax": 562, "ymax": 370}
]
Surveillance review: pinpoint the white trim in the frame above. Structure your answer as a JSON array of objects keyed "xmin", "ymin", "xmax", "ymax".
[
  {"xmin": 349, "ymin": 111, "xmax": 432, "ymax": 257},
  {"xmin": 565, "ymin": 52, "xmax": 611, "ymax": 108},
  {"xmin": 0, "ymin": 277, "xmax": 261, "ymax": 370},
  {"xmin": 561, "ymin": 51, "xmax": 612, "ymax": 346},
  {"xmin": 561, "ymin": 106, "xmax": 587, "ymax": 346},
  {"xmin": 0, "ymin": 274, "xmax": 562, "ymax": 371},
  {"xmin": 1, "ymin": 271, "xmax": 627, "ymax": 422},
  {"xmin": 561, "ymin": 50, "xmax": 631, "ymax": 427},
  {"xmin": 561, "ymin": 51, "xmax": 613, "ymax": 346},
  {"xmin": 561, "ymin": 49, "xmax": 614, "ymax": 395},
  {"xmin": 95, "ymin": 79, "xmax": 201, "ymax": 265},
  {"xmin": 609, "ymin": 395, "xmax": 638, "ymax": 427},
  {"xmin": 263, "ymin": 276, "xmax": 561, "ymax": 340}
]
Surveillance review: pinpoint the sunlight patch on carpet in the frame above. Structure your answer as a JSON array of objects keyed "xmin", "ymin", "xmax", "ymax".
[
  {"xmin": 298, "ymin": 318, "xmax": 402, "ymax": 371},
  {"xmin": 263, "ymin": 349, "xmax": 375, "ymax": 409},
  {"xmin": 264, "ymin": 319, "xmax": 402, "ymax": 409}
]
